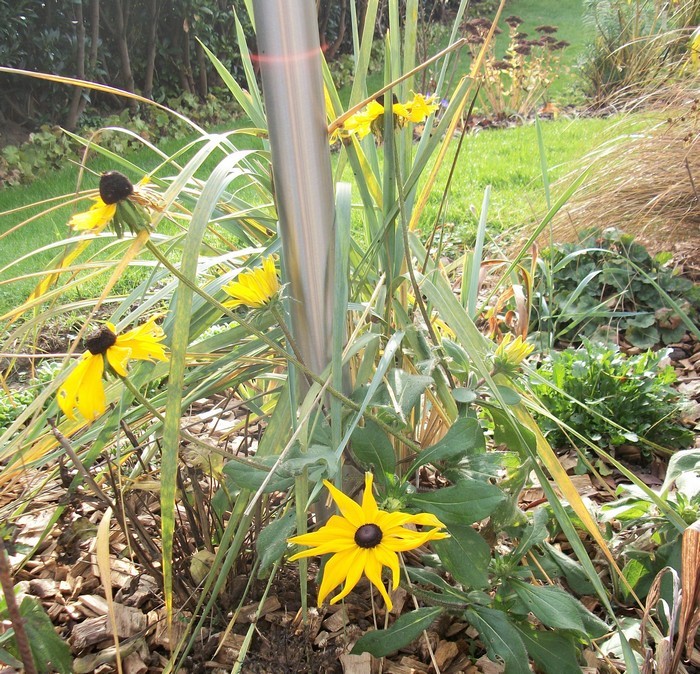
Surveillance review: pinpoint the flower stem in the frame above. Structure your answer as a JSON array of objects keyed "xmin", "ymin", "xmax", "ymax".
[{"xmin": 0, "ymin": 538, "xmax": 37, "ymax": 674}]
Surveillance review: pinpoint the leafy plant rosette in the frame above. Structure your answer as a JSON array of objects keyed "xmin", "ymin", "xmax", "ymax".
[
  {"xmin": 0, "ymin": 1, "xmax": 653, "ymax": 672},
  {"xmin": 531, "ymin": 340, "xmax": 694, "ymax": 462},
  {"xmin": 531, "ymin": 227, "xmax": 700, "ymax": 349}
]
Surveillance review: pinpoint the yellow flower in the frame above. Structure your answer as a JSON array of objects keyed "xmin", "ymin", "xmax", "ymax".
[
  {"xmin": 222, "ymin": 256, "xmax": 280, "ymax": 309},
  {"xmin": 402, "ymin": 93, "xmax": 440, "ymax": 123},
  {"xmin": 494, "ymin": 334, "xmax": 534, "ymax": 370},
  {"xmin": 57, "ymin": 318, "xmax": 168, "ymax": 421},
  {"xmin": 288, "ymin": 473, "xmax": 449, "ymax": 611},
  {"xmin": 68, "ymin": 198, "xmax": 117, "ymax": 233}
]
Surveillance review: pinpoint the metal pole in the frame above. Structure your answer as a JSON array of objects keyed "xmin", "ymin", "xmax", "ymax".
[{"xmin": 253, "ymin": 0, "xmax": 336, "ymax": 377}]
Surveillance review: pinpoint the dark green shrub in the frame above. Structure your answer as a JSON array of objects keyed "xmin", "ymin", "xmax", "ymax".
[
  {"xmin": 531, "ymin": 228, "xmax": 700, "ymax": 348},
  {"xmin": 531, "ymin": 340, "xmax": 693, "ymax": 459}
]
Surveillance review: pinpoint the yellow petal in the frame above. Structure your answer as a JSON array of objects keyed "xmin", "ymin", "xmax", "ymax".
[
  {"xmin": 69, "ymin": 199, "xmax": 116, "ymax": 232},
  {"xmin": 222, "ymin": 256, "xmax": 279, "ymax": 309},
  {"xmin": 327, "ymin": 549, "xmax": 368, "ymax": 605},
  {"xmin": 113, "ymin": 317, "xmax": 168, "ymax": 364},
  {"xmin": 374, "ymin": 544, "xmax": 401, "ymax": 590},
  {"xmin": 57, "ymin": 353, "xmax": 92, "ymax": 420},
  {"xmin": 106, "ymin": 344, "xmax": 131, "ymax": 377},
  {"xmin": 76, "ymin": 353, "xmax": 106, "ymax": 420},
  {"xmin": 323, "ymin": 479, "xmax": 365, "ymax": 528},
  {"xmin": 363, "ymin": 550, "xmax": 393, "ymax": 611},
  {"xmin": 317, "ymin": 547, "xmax": 361, "ymax": 606},
  {"xmin": 360, "ymin": 472, "xmax": 379, "ymax": 522}
]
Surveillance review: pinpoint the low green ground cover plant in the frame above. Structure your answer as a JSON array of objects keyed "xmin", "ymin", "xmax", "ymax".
[
  {"xmin": 531, "ymin": 227, "xmax": 700, "ymax": 348},
  {"xmin": 531, "ymin": 340, "xmax": 694, "ymax": 459},
  {"xmin": 0, "ymin": 361, "xmax": 61, "ymax": 432}
]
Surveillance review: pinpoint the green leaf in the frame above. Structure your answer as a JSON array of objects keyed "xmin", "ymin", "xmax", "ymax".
[
  {"xmin": 222, "ymin": 456, "xmax": 294, "ymax": 493},
  {"xmin": 466, "ymin": 606, "xmax": 530, "ymax": 674},
  {"xmin": 452, "ymin": 387, "xmax": 478, "ymax": 404},
  {"xmin": 351, "ymin": 607, "xmax": 443, "ymax": 657},
  {"xmin": 511, "ymin": 580, "xmax": 586, "ymax": 633},
  {"xmin": 21, "ymin": 597, "xmax": 72, "ymax": 673},
  {"xmin": 409, "ymin": 478, "xmax": 505, "ymax": 525},
  {"xmin": 662, "ymin": 448, "xmax": 700, "ymax": 492},
  {"xmin": 351, "ymin": 421, "xmax": 397, "ymax": 484},
  {"xmin": 377, "ymin": 369, "xmax": 433, "ymax": 424},
  {"xmin": 496, "ymin": 385, "xmax": 521, "ymax": 406},
  {"xmin": 409, "ymin": 417, "xmax": 485, "ymax": 473},
  {"xmin": 433, "ymin": 524, "xmax": 490, "ymax": 589},
  {"xmin": 257, "ymin": 510, "xmax": 296, "ymax": 575},
  {"xmin": 511, "ymin": 507, "xmax": 549, "ymax": 560},
  {"xmin": 515, "ymin": 624, "xmax": 582, "ymax": 674}
]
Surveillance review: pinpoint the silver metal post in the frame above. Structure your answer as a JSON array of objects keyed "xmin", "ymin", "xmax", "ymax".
[{"xmin": 253, "ymin": 0, "xmax": 336, "ymax": 377}]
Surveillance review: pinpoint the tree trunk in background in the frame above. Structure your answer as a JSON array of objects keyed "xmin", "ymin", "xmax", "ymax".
[
  {"xmin": 112, "ymin": 0, "xmax": 137, "ymax": 109},
  {"xmin": 180, "ymin": 24, "xmax": 195, "ymax": 94},
  {"xmin": 325, "ymin": 0, "xmax": 347, "ymax": 60},
  {"xmin": 143, "ymin": 0, "xmax": 159, "ymax": 99},
  {"xmin": 66, "ymin": 0, "xmax": 86, "ymax": 131},
  {"xmin": 195, "ymin": 41, "xmax": 208, "ymax": 98}
]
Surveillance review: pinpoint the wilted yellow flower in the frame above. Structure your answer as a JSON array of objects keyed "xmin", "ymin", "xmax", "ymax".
[
  {"xmin": 69, "ymin": 171, "xmax": 136, "ymax": 233},
  {"xmin": 494, "ymin": 334, "xmax": 534, "ymax": 371},
  {"xmin": 222, "ymin": 256, "xmax": 280, "ymax": 309},
  {"xmin": 57, "ymin": 318, "xmax": 168, "ymax": 421},
  {"xmin": 288, "ymin": 473, "xmax": 448, "ymax": 611},
  {"xmin": 69, "ymin": 198, "xmax": 117, "ymax": 233}
]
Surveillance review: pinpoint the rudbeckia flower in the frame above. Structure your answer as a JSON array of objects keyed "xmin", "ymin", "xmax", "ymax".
[
  {"xmin": 69, "ymin": 171, "xmax": 135, "ymax": 233},
  {"xmin": 57, "ymin": 318, "xmax": 168, "ymax": 421},
  {"xmin": 222, "ymin": 256, "xmax": 280, "ymax": 309},
  {"xmin": 494, "ymin": 333, "xmax": 534, "ymax": 372},
  {"xmin": 288, "ymin": 473, "xmax": 449, "ymax": 611}
]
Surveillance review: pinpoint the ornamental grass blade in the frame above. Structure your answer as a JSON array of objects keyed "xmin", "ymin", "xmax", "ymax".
[
  {"xmin": 161, "ymin": 151, "xmax": 263, "ymax": 627},
  {"xmin": 96, "ymin": 507, "xmax": 123, "ymax": 674}
]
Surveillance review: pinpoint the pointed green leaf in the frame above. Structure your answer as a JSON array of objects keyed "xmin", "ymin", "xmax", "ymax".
[
  {"xmin": 409, "ymin": 478, "xmax": 505, "ymax": 525},
  {"xmin": 511, "ymin": 580, "xmax": 586, "ymax": 633},
  {"xmin": 515, "ymin": 624, "xmax": 582, "ymax": 674},
  {"xmin": 466, "ymin": 606, "xmax": 530, "ymax": 674},
  {"xmin": 434, "ymin": 524, "xmax": 490, "ymax": 589},
  {"xmin": 409, "ymin": 417, "xmax": 485, "ymax": 473},
  {"xmin": 351, "ymin": 421, "xmax": 397, "ymax": 484},
  {"xmin": 351, "ymin": 607, "xmax": 443, "ymax": 657},
  {"xmin": 257, "ymin": 510, "xmax": 296, "ymax": 575}
]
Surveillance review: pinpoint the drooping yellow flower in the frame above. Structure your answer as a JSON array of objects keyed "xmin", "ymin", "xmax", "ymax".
[
  {"xmin": 288, "ymin": 473, "xmax": 449, "ymax": 611},
  {"xmin": 69, "ymin": 198, "xmax": 117, "ymax": 233},
  {"xmin": 57, "ymin": 318, "xmax": 168, "ymax": 421},
  {"xmin": 222, "ymin": 256, "xmax": 280, "ymax": 309},
  {"xmin": 69, "ymin": 171, "xmax": 136, "ymax": 233},
  {"xmin": 494, "ymin": 334, "xmax": 534, "ymax": 371}
]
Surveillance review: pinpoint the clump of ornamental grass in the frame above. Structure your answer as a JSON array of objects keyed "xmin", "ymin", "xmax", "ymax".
[
  {"xmin": 552, "ymin": 79, "xmax": 700, "ymax": 254},
  {"xmin": 580, "ymin": 0, "xmax": 700, "ymax": 107}
]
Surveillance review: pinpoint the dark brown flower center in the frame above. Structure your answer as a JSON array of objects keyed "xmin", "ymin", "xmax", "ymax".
[
  {"xmin": 354, "ymin": 523, "xmax": 383, "ymax": 549},
  {"xmin": 99, "ymin": 171, "xmax": 134, "ymax": 205},
  {"xmin": 85, "ymin": 326, "xmax": 117, "ymax": 355}
]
